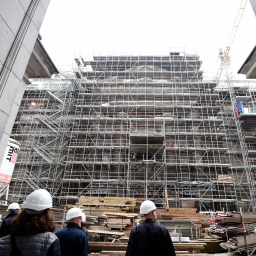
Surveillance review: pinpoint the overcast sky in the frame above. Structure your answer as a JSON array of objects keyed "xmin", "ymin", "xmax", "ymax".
[{"xmin": 39, "ymin": 0, "xmax": 256, "ymax": 79}]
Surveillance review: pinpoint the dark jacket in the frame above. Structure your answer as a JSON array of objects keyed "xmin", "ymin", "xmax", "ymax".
[
  {"xmin": 125, "ymin": 219, "xmax": 176, "ymax": 256},
  {"xmin": 0, "ymin": 232, "xmax": 61, "ymax": 256},
  {"xmin": 55, "ymin": 223, "xmax": 89, "ymax": 256},
  {"xmin": 0, "ymin": 211, "xmax": 19, "ymax": 238}
]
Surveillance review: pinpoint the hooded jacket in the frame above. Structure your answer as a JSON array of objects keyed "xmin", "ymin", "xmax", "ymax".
[
  {"xmin": 55, "ymin": 223, "xmax": 89, "ymax": 256},
  {"xmin": 0, "ymin": 210, "xmax": 19, "ymax": 238},
  {"xmin": 125, "ymin": 219, "xmax": 176, "ymax": 256}
]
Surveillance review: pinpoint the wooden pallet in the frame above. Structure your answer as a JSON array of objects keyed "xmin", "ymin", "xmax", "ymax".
[{"xmin": 88, "ymin": 242, "xmax": 207, "ymax": 253}]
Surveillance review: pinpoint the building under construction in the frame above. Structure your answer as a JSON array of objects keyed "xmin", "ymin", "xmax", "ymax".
[{"xmin": 7, "ymin": 50, "xmax": 256, "ymax": 212}]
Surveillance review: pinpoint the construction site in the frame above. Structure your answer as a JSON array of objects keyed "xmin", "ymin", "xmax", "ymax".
[
  {"xmin": 3, "ymin": 49, "xmax": 256, "ymax": 214},
  {"xmin": 3, "ymin": 0, "xmax": 256, "ymax": 255}
]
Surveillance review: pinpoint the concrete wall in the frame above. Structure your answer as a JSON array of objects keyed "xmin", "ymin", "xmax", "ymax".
[
  {"xmin": 0, "ymin": 0, "xmax": 51, "ymax": 160},
  {"xmin": 250, "ymin": 0, "xmax": 256, "ymax": 16}
]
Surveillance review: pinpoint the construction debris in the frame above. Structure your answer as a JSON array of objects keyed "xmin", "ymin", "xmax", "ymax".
[{"xmin": 206, "ymin": 211, "xmax": 256, "ymax": 254}]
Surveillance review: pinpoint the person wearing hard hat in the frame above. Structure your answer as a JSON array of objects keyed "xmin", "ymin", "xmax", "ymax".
[
  {"xmin": 55, "ymin": 207, "xmax": 89, "ymax": 256},
  {"xmin": 125, "ymin": 200, "xmax": 176, "ymax": 256},
  {"xmin": 0, "ymin": 189, "xmax": 61, "ymax": 256},
  {"xmin": 0, "ymin": 203, "xmax": 20, "ymax": 238}
]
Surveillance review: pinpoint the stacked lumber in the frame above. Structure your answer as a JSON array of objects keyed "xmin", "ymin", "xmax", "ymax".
[
  {"xmin": 89, "ymin": 252, "xmax": 126, "ymax": 256},
  {"xmin": 160, "ymin": 208, "xmax": 211, "ymax": 227},
  {"xmin": 221, "ymin": 212, "xmax": 256, "ymax": 223},
  {"xmin": 89, "ymin": 253, "xmax": 209, "ymax": 256},
  {"xmin": 78, "ymin": 196, "xmax": 137, "ymax": 207},
  {"xmin": 106, "ymin": 218, "xmax": 131, "ymax": 230},
  {"xmin": 102, "ymin": 212, "xmax": 138, "ymax": 230},
  {"xmin": 217, "ymin": 174, "xmax": 232, "ymax": 183},
  {"xmin": 87, "ymin": 212, "xmax": 139, "ymax": 238},
  {"xmin": 87, "ymin": 229, "xmax": 125, "ymax": 243},
  {"xmin": 207, "ymin": 211, "xmax": 256, "ymax": 254},
  {"xmin": 220, "ymin": 234, "xmax": 256, "ymax": 253},
  {"xmin": 66, "ymin": 196, "xmax": 138, "ymax": 216},
  {"xmin": 65, "ymin": 197, "xmax": 213, "ymax": 253},
  {"xmin": 88, "ymin": 241, "xmax": 207, "ymax": 253}
]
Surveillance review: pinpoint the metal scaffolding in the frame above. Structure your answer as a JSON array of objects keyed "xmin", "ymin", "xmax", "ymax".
[{"xmin": 8, "ymin": 50, "xmax": 256, "ymax": 211}]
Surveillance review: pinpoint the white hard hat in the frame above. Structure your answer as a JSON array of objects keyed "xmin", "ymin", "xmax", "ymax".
[
  {"xmin": 7, "ymin": 203, "xmax": 20, "ymax": 211},
  {"xmin": 82, "ymin": 213, "xmax": 86, "ymax": 223},
  {"xmin": 66, "ymin": 207, "xmax": 86, "ymax": 222},
  {"xmin": 140, "ymin": 200, "xmax": 157, "ymax": 215},
  {"xmin": 22, "ymin": 189, "xmax": 52, "ymax": 211}
]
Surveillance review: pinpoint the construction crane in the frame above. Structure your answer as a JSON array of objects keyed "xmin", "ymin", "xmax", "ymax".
[
  {"xmin": 216, "ymin": 0, "xmax": 256, "ymax": 212},
  {"xmin": 215, "ymin": 0, "xmax": 248, "ymax": 80}
]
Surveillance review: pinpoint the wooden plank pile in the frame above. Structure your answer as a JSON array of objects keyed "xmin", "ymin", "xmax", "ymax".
[
  {"xmin": 89, "ymin": 252, "xmax": 210, "ymax": 256},
  {"xmin": 102, "ymin": 212, "xmax": 138, "ymax": 231},
  {"xmin": 89, "ymin": 252, "xmax": 126, "ymax": 256},
  {"xmin": 221, "ymin": 212, "xmax": 256, "ymax": 223},
  {"xmin": 66, "ymin": 196, "xmax": 138, "ymax": 216},
  {"xmin": 88, "ymin": 241, "xmax": 207, "ymax": 253},
  {"xmin": 220, "ymin": 234, "xmax": 256, "ymax": 253},
  {"xmin": 207, "ymin": 211, "xmax": 256, "ymax": 254},
  {"xmin": 160, "ymin": 208, "xmax": 211, "ymax": 227},
  {"xmin": 217, "ymin": 174, "xmax": 233, "ymax": 183},
  {"xmin": 65, "ymin": 197, "xmax": 214, "ymax": 253},
  {"xmin": 64, "ymin": 196, "xmax": 140, "ymax": 238}
]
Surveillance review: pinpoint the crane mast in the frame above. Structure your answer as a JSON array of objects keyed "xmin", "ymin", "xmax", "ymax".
[{"xmin": 215, "ymin": 0, "xmax": 248, "ymax": 80}]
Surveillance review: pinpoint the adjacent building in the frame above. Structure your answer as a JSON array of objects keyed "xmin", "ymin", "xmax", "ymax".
[
  {"xmin": 238, "ymin": 0, "xmax": 256, "ymax": 78},
  {"xmin": 0, "ymin": 0, "xmax": 57, "ymax": 164}
]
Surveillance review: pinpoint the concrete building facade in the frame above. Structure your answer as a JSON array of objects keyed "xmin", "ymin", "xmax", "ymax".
[
  {"xmin": 238, "ymin": 0, "xmax": 256, "ymax": 78},
  {"xmin": 250, "ymin": 0, "xmax": 256, "ymax": 16},
  {"xmin": 0, "ymin": 0, "xmax": 57, "ymax": 162}
]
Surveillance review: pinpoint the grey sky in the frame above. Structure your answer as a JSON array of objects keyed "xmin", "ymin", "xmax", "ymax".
[{"xmin": 40, "ymin": 0, "xmax": 256, "ymax": 79}]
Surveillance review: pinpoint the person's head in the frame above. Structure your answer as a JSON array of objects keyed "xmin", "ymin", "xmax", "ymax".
[
  {"xmin": 7, "ymin": 202, "xmax": 20, "ymax": 214},
  {"xmin": 22, "ymin": 189, "xmax": 53, "ymax": 214},
  {"xmin": 140, "ymin": 200, "xmax": 157, "ymax": 221},
  {"xmin": 11, "ymin": 189, "xmax": 55, "ymax": 236},
  {"xmin": 66, "ymin": 207, "xmax": 86, "ymax": 227}
]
